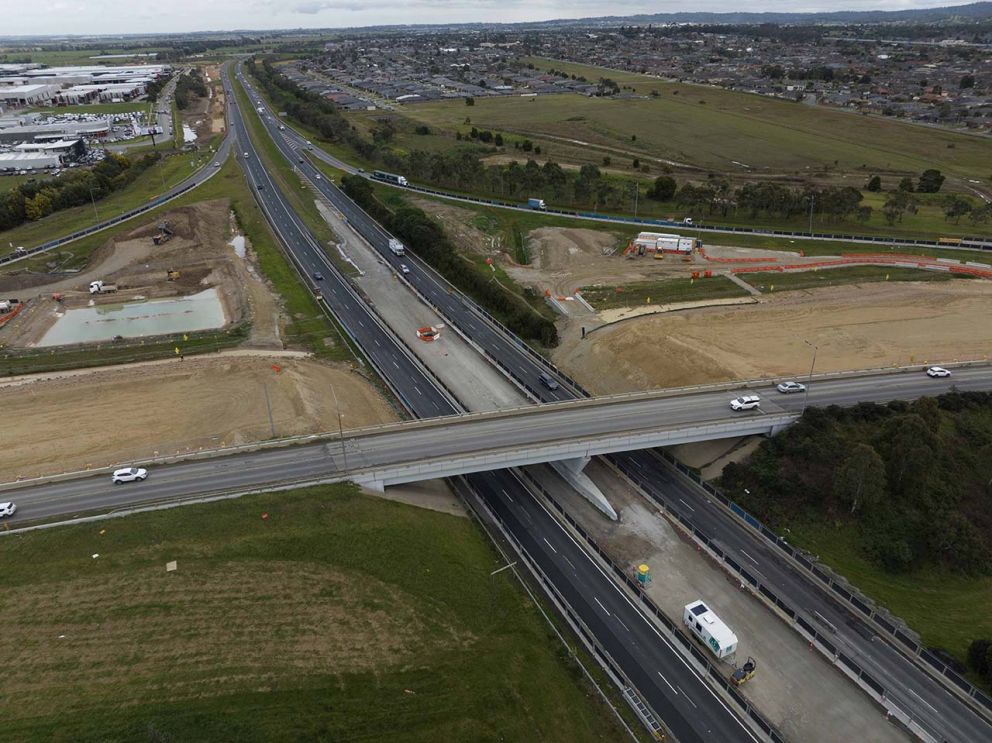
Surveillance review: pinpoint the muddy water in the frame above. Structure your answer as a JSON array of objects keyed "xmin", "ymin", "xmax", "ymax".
[{"xmin": 37, "ymin": 288, "xmax": 226, "ymax": 347}]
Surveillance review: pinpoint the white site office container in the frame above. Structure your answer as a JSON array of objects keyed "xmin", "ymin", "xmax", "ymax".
[{"xmin": 683, "ymin": 600, "xmax": 738, "ymax": 659}]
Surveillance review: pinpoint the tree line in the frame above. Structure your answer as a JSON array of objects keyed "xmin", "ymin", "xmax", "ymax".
[
  {"xmin": 247, "ymin": 58, "xmax": 374, "ymax": 159},
  {"xmin": 721, "ymin": 392, "xmax": 992, "ymax": 575},
  {"xmin": 340, "ymin": 174, "xmax": 558, "ymax": 347},
  {"xmin": 174, "ymin": 68, "xmax": 208, "ymax": 110},
  {"xmin": 0, "ymin": 151, "xmax": 161, "ymax": 231}
]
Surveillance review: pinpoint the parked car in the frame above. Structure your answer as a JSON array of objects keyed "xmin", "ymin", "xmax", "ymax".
[
  {"xmin": 0, "ymin": 502, "xmax": 16, "ymax": 518},
  {"xmin": 112, "ymin": 467, "xmax": 148, "ymax": 484},
  {"xmin": 776, "ymin": 381, "xmax": 806, "ymax": 394},
  {"xmin": 730, "ymin": 395, "xmax": 761, "ymax": 411},
  {"xmin": 926, "ymin": 366, "xmax": 951, "ymax": 378},
  {"xmin": 539, "ymin": 372, "xmax": 560, "ymax": 391}
]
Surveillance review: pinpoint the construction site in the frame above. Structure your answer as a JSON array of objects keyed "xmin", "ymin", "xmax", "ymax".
[
  {"xmin": 415, "ymin": 198, "xmax": 992, "ymax": 395},
  {"xmin": 0, "ymin": 197, "xmax": 397, "ymax": 481}
]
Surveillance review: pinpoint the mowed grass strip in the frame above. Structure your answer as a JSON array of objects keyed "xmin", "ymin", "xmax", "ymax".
[
  {"xmin": 744, "ymin": 265, "xmax": 969, "ymax": 293},
  {"xmin": 0, "ymin": 485, "xmax": 627, "ymax": 741},
  {"xmin": 581, "ymin": 274, "xmax": 749, "ymax": 309}
]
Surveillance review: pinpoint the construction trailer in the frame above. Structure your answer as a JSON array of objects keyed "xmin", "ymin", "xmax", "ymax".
[
  {"xmin": 683, "ymin": 600, "xmax": 738, "ymax": 659},
  {"xmin": 630, "ymin": 231, "xmax": 698, "ymax": 255}
]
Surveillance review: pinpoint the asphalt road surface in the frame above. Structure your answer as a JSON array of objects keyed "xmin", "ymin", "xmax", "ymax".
[{"xmin": 236, "ymin": 69, "xmax": 992, "ymax": 743}]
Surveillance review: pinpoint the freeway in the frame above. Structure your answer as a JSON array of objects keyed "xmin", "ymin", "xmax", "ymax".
[
  {"xmin": 230, "ymin": 66, "xmax": 762, "ymax": 742},
  {"xmin": 238, "ymin": 71, "xmax": 992, "ymax": 741}
]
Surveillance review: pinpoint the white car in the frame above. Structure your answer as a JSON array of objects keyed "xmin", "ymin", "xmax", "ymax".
[
  {"xmin": 776, "ymin": 381, "xmax": 806, "ymax": 394},
  {"xmin": 926, "ymin": 366, "xmax": 951, "ymax": 378},
  {"xmin": 400, "ymin": 264, "xmax": 410, "ymax": 274},
  {"xmin": 730, "ymin": 395, "xmax": 761, "ymax": 411},
  {"xmin": 0, "ymin": 502, "xmax": 16, "ymax": 518},
  {"xmin": 112, "ymin": 467, "xmax": 148, "ymax": 484}
]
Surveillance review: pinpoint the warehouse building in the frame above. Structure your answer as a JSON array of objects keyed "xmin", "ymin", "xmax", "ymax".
[
  {"xmin": 0, "ymin": 118, "xmax": 112, "ymax": 144},
  {"xmin": 0, "ymin": 84, "xmax": 58, "ymax": 107},
  {"xmin": 0, "ymin": 151, "xmax": 60, "ymax": 171}
]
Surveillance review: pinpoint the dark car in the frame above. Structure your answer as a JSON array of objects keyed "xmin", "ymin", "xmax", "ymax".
[
  {"xmin": 313, "ymin": 271, "xmax": 324, "ymax": 281},
  {"xmin": 539, "ymin": 372, "xmax": 560, "ymax": 391}
]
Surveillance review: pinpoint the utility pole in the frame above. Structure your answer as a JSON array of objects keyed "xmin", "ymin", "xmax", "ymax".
[
  {"xmin": 330, "ymin": 384, "xmax": 347, "ymax": 471},
  {"xmin": 632, "ymin": 182, "xmax": 639, "ymax": 219},
  {"xmin": 803, "ymin": 339, "xmax": 818, "ymax": 415},
  {"xmin": 88, "ymin": 188, "xmax": 99, "ymax": 221},
  {"xmin": 808, "ymin": 193, "xmax": 815, "ymax": 236}
]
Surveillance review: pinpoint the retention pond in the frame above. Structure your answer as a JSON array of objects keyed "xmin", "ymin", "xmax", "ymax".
[{"xmin": 38, "ymin": 288, "xmax": 226, "ymax": 347}]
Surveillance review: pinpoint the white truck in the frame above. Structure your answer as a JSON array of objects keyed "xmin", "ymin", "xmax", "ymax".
[
  {"xmin": 388, "ymin": 238, "xmax": 406, "ymax": 257},
  {"xmin": 89, "ymin": 280, "xmax": 118, "ymax": 294},
  {"xmin": 684, "ymin": 600, "xmax": 738, "ymax": 659},
  {"xmin": 527, "ymin": 197, "xmax": 547, "ymax": 211}
]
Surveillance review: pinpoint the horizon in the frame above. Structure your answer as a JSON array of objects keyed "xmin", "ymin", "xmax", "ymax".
[{"xmin": 0, "ymin": 0, "xmax": 983, "ymax": 39}]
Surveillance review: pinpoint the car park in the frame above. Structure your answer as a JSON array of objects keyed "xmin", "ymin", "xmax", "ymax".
[
  {"xmin": 730, "ymin": 395, "xmax": 761, "ymax": 411},
  {"xmin": 112, "ymin": 467, "xmax": 147, "ymax": 484},
  {"xmin": 0, "ymin": 502, "xmax": 16, "ymax": 518},
  {"xmin": 926, "ymin": 366, "xmax": 951, "ymax": 378},
  {"xmin": 776, "ymin": 381, "xmax": 806, "ymax": 394}
]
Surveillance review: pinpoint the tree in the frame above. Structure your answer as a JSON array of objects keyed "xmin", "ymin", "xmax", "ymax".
[
  {"xmin": 648, "ymin": 175, "xmax": 677, "ymax": 201},
  {"xmin": 944, "ymin": 196, "xmax": 972, "ymax": 223},
  {"xmin": 960, "ymin": 74, "xmax": 976, "ymax": 89},
  {"xmin": 632, "ymin": 158, "xmax": 640, "ymax": 169},
  {"xmin": 833, "ymin": 444, "xmax": 886, "ymax": 514},
  {"xmin": 24, "ymin": 190, "xmax": 53, "ymax": 221},
  {"xmin": 918, "ymin": 169, "xmax": 945, "ymax": 193},
  {"xmin": 465, "ymin": 97, "xmax": 474, "ymax": 106},
  {"xmin": 494, "ymin": 133, "xmax": 503, "ymax": 146},
  {"xmin": 968, "ymin": 639, "xmax": 991, "ymax": 677},
  {"xmin": 898, "ymin": 177, "xmax": 915, "ymax": 192},
  {"xmin": 602, "ymin": 156, "xmax": 611, "ymax": 166},
  {"xmin": 866, "ymin": 175, "xmax": 882, "ymax": 192}
]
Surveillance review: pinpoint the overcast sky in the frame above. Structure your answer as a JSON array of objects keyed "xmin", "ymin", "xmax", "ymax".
[{"xmin": 0, "ymin": 1, "xmax": 975, "ymax": 37}]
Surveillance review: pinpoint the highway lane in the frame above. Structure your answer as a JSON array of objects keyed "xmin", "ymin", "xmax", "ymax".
[
  {"xmin": 226, "ymin": 66, "xmax": 761, "ymax": 741},
  {"xmin": 9, "ymin": 365, "xmax": 990, "ymax": 521},
  {"xmin": 236, "ymin": 72, "xmax": 992, "ymax": 740}
]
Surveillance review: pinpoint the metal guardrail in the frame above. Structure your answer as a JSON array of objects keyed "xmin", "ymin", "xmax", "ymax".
[
  {"xmin": 627, "ymin": 450, "xmax": 992, "ymax": 730},
  {"xmin": 382, "ymin": 181, "xmax": 992, "ymax": 255},
  {"xmin": 517, "ymin": 468, "xmax": 785, "ymax": 743}
]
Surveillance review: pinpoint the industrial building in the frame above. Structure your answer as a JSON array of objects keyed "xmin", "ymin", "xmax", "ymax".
[
  {"xmin": 0, "ymin": 118, "xmax": 111, "ymax": 144},
  {"xmin": 0, "ymin": 84, "xmax": 58, "ymax": 107},
  {"xmin": 0, "ymin": 151, "xmax": 60, "ymax": 171}
]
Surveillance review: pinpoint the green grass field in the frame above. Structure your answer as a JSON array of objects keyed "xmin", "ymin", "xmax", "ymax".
[
  {"xmin": 581, "ymin": 275, "xmax": 749, "ymax": 309},
  {"xmin": 506, "ymin": 57, "xmax": 992, "ymax": 182},
  {"xmin": 744, "ymin": 265, "xmax": 969, "ymax": 293},
  {"xmin": 789, "ymin": 521, "xmax": 992, "ymax": 682},
  {"xmin": 0, "ymin": 485, "xmax": 628, "ymax": 740}
]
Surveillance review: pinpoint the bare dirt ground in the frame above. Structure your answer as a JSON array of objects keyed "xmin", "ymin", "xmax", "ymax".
[
  {"xmin": 0, "ymin": 353, "xmax": 396, "ymax": 481},
  {"xmin": 555, "ymin": 280, "xmax": 992, "ymax": 393},
  {"xmin": 0, "ymin": 200, "xmax": 282, "ymax": 348}
]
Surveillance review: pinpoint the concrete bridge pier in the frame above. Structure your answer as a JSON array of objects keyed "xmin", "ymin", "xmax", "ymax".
[{"xmin": 549, "ymin": 456, "xmax": 618, "ymax": 521}]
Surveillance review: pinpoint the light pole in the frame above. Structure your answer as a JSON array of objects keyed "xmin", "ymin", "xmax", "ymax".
[
  {"xmin": 803, "ymin": 339, "xmax": 818, "ymax": 414},
  {"xmin": 88, "ymin": 188, "xmax": 99, "ymax": 221},
  {"xmin": 330, "ymin": 383, "xmax": 347, "ymax": 471},
  {"xmin": 632, "ymin": 181, "xmax": 639, "ymax": 219},
  {"xmin": 808, "ymin": 193, "xmax": 815, "ymax": 236}
]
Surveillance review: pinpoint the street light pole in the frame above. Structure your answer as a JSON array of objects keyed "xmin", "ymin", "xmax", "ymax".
[
  {"xmin": 88, "ymin": 188, "xmax": 99, "ymax": 221},
  {"xmin": 330, "ymin": 384, "xmax": 347, "ymax": 471},
  {"xmin": 808, "ymin": 193, "xmax": 815, "ymax": 236},
  {"xmin": 803, "ymin": 339, "xmax": 818, "ymax": 414}
]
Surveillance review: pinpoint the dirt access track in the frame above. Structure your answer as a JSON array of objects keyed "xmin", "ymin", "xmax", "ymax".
[
  {"xmin": 0, "ymin": 352, "xmax": 397, "ymax": 481},
  {"xmin": 555, "ymin": 280, "xmax": 992, "ymax": 393}
]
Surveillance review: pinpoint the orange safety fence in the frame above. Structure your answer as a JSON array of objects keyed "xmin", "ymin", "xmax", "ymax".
[{"xmin": 0, "ymin": 302, "xmax": 24, "ymax": 328}]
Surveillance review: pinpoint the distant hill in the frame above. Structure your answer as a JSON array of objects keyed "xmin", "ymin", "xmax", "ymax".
[{"xmin": 531, "ymin": 2, "xmax": 992, "ymax": 27}]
